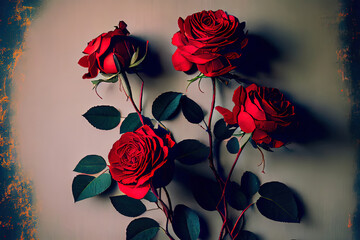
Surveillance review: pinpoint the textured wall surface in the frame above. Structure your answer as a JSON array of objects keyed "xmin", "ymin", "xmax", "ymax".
[{"xmin": 7, "ymin": 0, "xmax": 358, "ymax": 239}]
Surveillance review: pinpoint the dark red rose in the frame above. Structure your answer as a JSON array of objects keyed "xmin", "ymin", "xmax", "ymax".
[
  {"xmin": 171, "ymin": 10, "xmax": 248, "ymax": 77},
  {"xmin": 216, "ymin": 84, "xmax": 295, "ymax": 148},
  {"xmin": 78, "ymin": 21, "xmax": 141, "ymax": 79},
  {"xmin": 108, "ymin": 125, "xmax": 175, "ymax": 199}
]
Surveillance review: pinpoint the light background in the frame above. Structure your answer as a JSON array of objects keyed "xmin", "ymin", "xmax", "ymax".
[{"xmin": 11, "ymin": 0, "xmax": 355, "ymax": 239}]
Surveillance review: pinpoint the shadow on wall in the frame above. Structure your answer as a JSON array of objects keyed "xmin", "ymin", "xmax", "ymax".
[
  {"xmin": 127, "ymin": 36, "xmax": 164, "ymax": 79},
  {"xmin": 235, "ymin": 34, "xmax": 282, "ymax": 78}
]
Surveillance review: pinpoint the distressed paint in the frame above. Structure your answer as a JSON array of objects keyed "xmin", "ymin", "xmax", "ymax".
[
  {"xmin": 0, "ymin": 0, "xmax": 41, "ymax": 239},
  {"xmin": 339, "ymin": 0, "xmax": 360, "ymax": 238}
]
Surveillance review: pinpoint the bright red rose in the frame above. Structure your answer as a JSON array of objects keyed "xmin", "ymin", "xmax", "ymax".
[
  {"xmin": 171, "ymin": 10, "xmax": 248, "ymax": 77},
  {"xmin": 216, "ymin": 84, "xmax": 295, "ymax": 148},
  {"xmin": 108, "ymin": 125, "xmax": 175, "ymax": 199},
  {"xmin": 78, "ymin": 21, "xmax": 140, "ymax": 79}
]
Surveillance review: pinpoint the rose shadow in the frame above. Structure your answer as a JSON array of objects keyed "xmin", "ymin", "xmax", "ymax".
[
  {"xmin": 232, "ymin": 34, "xmax": 282, "ymax": 79},
  {"xmin": 127, "ymin": 36, "xmax": 164, "ymax": 79},
  {"xmin": 272, "ymin": 98, "xmax": 331, "ymax": 146}
]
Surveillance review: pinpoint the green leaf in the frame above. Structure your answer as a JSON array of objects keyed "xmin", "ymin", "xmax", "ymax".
[
  {"xmin": 214, "ymin": 119, "xmax": 236, "ymax": 140},
  {"xmin": 175, "ymin": 139, "xmax": 209, "ymax": 165},
  {"xmin": 119, "ymin": 72, "xmax": 133, "ymax": 98},
  {"xmin": 72, "ymin": 173, "xmax": 112, "ymax": 202},
  {"xmin": 152, "ymin": 92, "xmax": 182, "ymax": 121},
  {"xmin": 226, "ymin": 137, "xmax": 240, "ymax": 154},
  {"xmin": 143, "ymin": 191, "xmax": 157, "ymax": 203},
  {"xmin": 91, "ymin": 75, "xmax": 118, "ymax": 86},
  {"xmin": 120, "ymin": 113, "xmax": 153, "ymax": 134},
  {"xmin": 130, "ymin": 47, "xmax": 140, "ymax": 65},
  {"xmin": 173, "ymin": 205, "xmax": 200, "ymax": 240},
  {"xmin": 226, "ymin": 181, "xmax": 248, "ymax": 211},
  {"xmin": 110, "ymin": 195, "xmax": 146, "ymax": 217},
  {"xmin": 256, "ymin": 181, "xmax": 299, "ymax": 223},
  {"xmin": 129, "ymin": 41, "xmax": 148, "ymax": 68},
  {"xmin": 191, "ymin": 176, "xmax": 221, "ymax": 211},
  {"xmin": 180, "ymin": 95, "xmax": 204, "ymax": 124},
  {"xmin": 100, "ymin": 73, "xmax": 118, "ymax": 80},
  {"xmin": 83, "ymin": 105, "xmax": 121, "ymax": 130},
  {"xmin": 126, "ymin": 217, "xmax": 160, "ymax": 240},
  {"xmin": 113, "ymin": 54, "xmax": 122, "ymax": 73},
  {"xmin": 240, "ymin": 171, "xmax": 260, "ymax": 198},
  {"xmin": 234, "ymin": 230, "xmax": 259, "ymax": 240},
  {"xmin": 73, "ymin": 155, "xmax": 107, "ymax": 174}
]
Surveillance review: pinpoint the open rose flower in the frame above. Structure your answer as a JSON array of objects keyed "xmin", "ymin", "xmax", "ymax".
[
  {"xmin": 108, "ymin": 125, "xmax": 175, "ymax": 199},
  {"xmin": 78, "ymin": 21, "xmax": 144, "ymax": 79},
  {"xmin": 216, "ymin": 84, "xmax": 295, "ymax": 148},
  {"xmin": 171, "ymin": 10, "xmax": 248, "ymax": 77}
]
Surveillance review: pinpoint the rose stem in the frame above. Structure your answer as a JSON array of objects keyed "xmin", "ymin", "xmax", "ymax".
[
  {"xmin": 217, "ymin": 140, "xmax": 245, "ymax": 239},
  {"xmin": 208, "ymin": 77, "xmax": 233, "ymax": 239},
  {"xmin": 122, "ymin": 39, "xmax": 144, "ymax": 119},
  {"xmin": 150, "ymin": 184, "xmax": 174, "ymax": 239},
  {"xmin": 118, "ymin": 73, "xmax": 144, "ymax": 125},
  {"xmin": 257, "ymin": 146, "xmax": 266, "ymax": 174},
  {"xmin": 160, "ymin": 227, "xmax": 175, "ymax": 240},
  {"xmin": 163, "ymin": 187, "xmax": 173, "ymax": 214},
  {"xmin": 231, "ymin": 202, "xmax": 255, "ymax": 238},
  {"xmin": 135, "ymin": 72, "xmax": 144, "ymax": 113},
  {"xmin": 207, "ymin": 77, "xmax": 224, "ymax": 185},
  {"xmin": 163, "ymin": 187, "xmax": 173, "ymax": 235},
  {"xmin": 217, "ymin": 136, "xmax": 244, "ymax": 209}
]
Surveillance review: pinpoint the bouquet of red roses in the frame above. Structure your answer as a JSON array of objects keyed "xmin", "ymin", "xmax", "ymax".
[{"xmin": 72, "ymin": 10, "xmax": 301, "ymax": 240}]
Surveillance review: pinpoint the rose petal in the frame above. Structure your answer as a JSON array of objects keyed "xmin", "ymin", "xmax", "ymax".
[
  {"xmin": 255, "ymin": 120, "xmax": 277, "ymax": 132},
  {"xmin": 118, "ymin": 182, "xmax": 150, "ymax": 199},
  {"xmin": 82, "ymin": 54, "xmax": 99, "ymax": 79},
  {"xmin": 78, "ymin": 55, "xmax": 89, "ymax": 68},
  {"xmin": 83, "ymin": 34, "xmax": 103, "ymax": 54},
  {"xmin": 172, "ymin": 32, "xmax": 182, "ymax": 47},
  {"xmin": 198, "ymin": 59, "xmax": 236, "ymax": 77},
  {"xmin": 237, "ymin": 108, "xmax": 256, "ymax": 133},
  {"xmin": 272, "ymin": 139, "xmax": 284, "ymax": 148},
  {"xmin": 172, "ymin": 50, "xmax": 193, "ymax": 72},
  {"xmin": 216, "ymin": 106, "xmax": 236, "ymax": 125},
  {"xmin": 101, "ymin": 53, "xmax": 118, "ymax": 74},
  {"xmin": 97, "ymin": 36, "xmax": 111, "ymax": 56},
  {"xmin": 245, "ymin": 96, "xmax": 266, "ymax": 120},
  {"xmin": 246, "ymin": 84, "xmax": 258, "ymax": 92},
  {"xmin": 252, "ymin": 129, "xmax": 268, "ymax": 140},
  {"xmin": 178, "ymin": 17, "xmax": 185, "ymax": 32},
  {"xmin": 232, "ymin": 86, "xmax": 247, "ymax": 106}
]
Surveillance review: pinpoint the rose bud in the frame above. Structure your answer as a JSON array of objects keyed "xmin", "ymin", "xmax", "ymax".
[{"xmin": 78, "ymin": 21, "xmax": 147, "ymax": 79}]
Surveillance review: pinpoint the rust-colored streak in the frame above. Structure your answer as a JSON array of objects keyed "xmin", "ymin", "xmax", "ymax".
[{"xmin": 348, "ymin": 214, "xmax": 353, "ymax": 228}]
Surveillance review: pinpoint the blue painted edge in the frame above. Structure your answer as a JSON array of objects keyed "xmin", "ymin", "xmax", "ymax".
[
  {"xmin": 339, "ymin": 0, "xmax": 360, "ymax": 238},
  {"xmin": 0, "ymin": 0, "xmax": 41, "ymax": 239}
]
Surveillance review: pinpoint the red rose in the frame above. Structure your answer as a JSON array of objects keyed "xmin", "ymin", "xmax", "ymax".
[
  {"xmin": 171, "ymin": 10, "xmax": 248, "ymax": 77},
  {"xmin": 216, "ymin": 84, "xmax": 295, "ymax": 148},
  {"xmin": 108, "ymin": 125, "xmax": 175, "ymax": 199},
  {"xmin": 78, "ymin": 21, "xmax": 140, "ymax": 79}
]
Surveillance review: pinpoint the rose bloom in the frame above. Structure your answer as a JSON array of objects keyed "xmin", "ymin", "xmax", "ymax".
[
  {"xmin": 216, "ymin": 84, "xmax": 295, "ymax": 148},
  {"xmin": 78, "ymin": 21, "xmax": 140, "ymax": 79},
  {"xmin": 108, "ymin": 125, "xmax": 175, "ymax": 199},
  {"xmin": 172, "ymin": 10, "xmax": 248, "ymax": 77}
]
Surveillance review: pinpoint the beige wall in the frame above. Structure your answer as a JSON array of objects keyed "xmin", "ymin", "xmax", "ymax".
[{"xmin": 13, "ymin": 0, "xmax": 355, "ymax": 239}]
